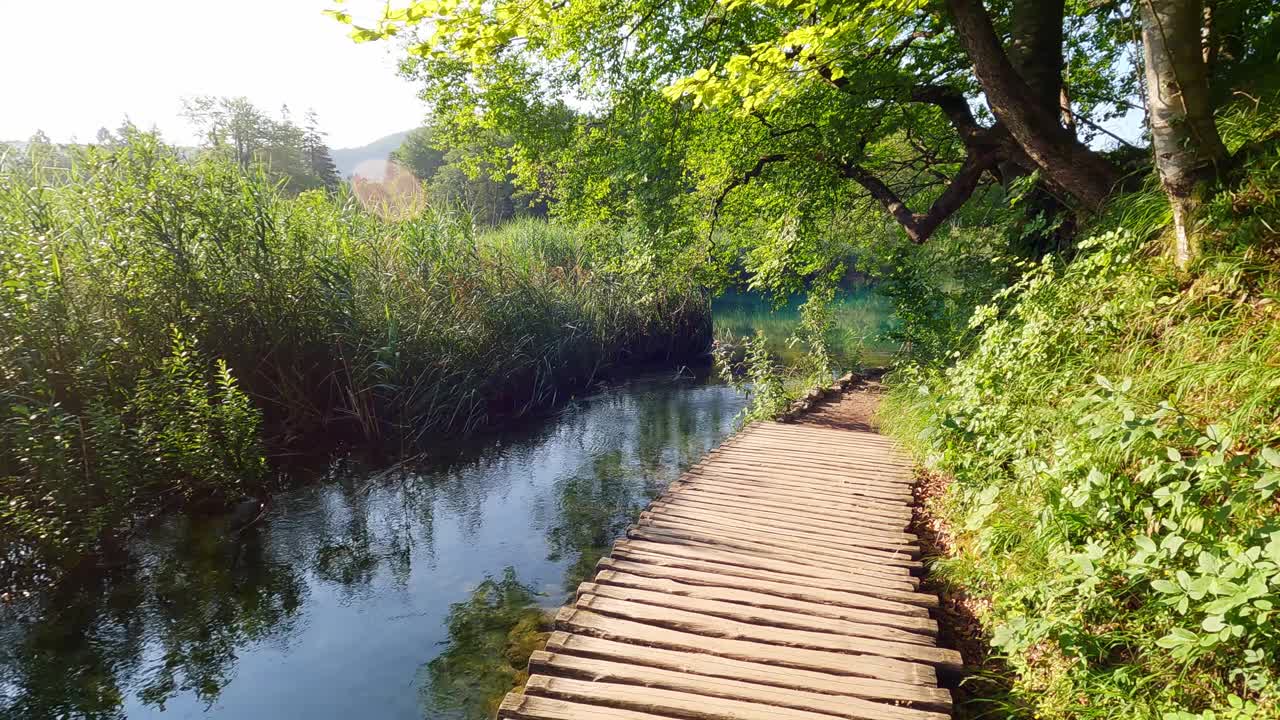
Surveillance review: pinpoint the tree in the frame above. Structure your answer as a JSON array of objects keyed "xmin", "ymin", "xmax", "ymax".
[
  {"xmin": 183, "ymin": 97, "xmax": 342, "ymax": 193},
  {"xmin": 389, "ymin": 127, "xmax": 445, "ymax": 182},
  {"xmin": 1138, "ymin": 0, "xmax": 1229, "ymax": 266},
  {"xmin": 302, "ymin": 110, "xmax": 341, "ymax": 190},
  {"xmin": 334, "ymin": 0, "xmax": 1271, "ymax": 266}
]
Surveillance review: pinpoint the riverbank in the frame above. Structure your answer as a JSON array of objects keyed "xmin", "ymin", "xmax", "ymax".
[
  {"xmin": 882, "ymin": 221, "xmax": 1280, "ymax": 717},
  {"xmin": 0, "ymin": 135, "xmax": 710, "ymax": 593},
  {"xmin": 0, "ymin": 374, "xmax": 747, "ymax": 719}
]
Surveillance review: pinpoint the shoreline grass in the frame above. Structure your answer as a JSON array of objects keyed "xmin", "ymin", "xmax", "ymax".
[{"xmin": 0, "ymin": 134, "xmax": 709, "ymax": 590}]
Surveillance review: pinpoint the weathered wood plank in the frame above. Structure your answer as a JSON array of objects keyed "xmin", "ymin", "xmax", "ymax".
[
  {"xmin": 667, "ymin": 484, "xmax": 912, "ymax": 526},
  {"xmin": 625, "ymin": 526, "xmax": 920, "ymax": 588},
  {"xmin": 613, "ymin": 540, "xmax": 938, "ymax": 608},
  {"xmin": 702, "ymin": 451, "xmax": 915, "ymax": 485},
  {"xmin": 599, "ymin": 555, "xmax": 935, "ymax": 621},
  {"xmin": 578, "ymin": 580, "xmax": 935, "ymax": 645},
  {"xmin": 499, "ymin": 693, "xmax": 674, "ymax": 720},
  {"xmin": 656, "ymin": 495, "xmax": 916, "ymax": 543},
  {"xmin": 544, "ymin": 632, "xmax": 953, "ymax": 712},
  {"xmin": 556, "ymin": 606, "xmax": 939, "ymax": 686},
  {"xmin": 636, "ymin": 514, "xmax": 922, "ymax": 569},
  {"xmin": 524, "ymin": 675, "xmax": 886, "ymax": 720},
  {"xmin": 650, "ymin": 499, "xmax": 919, "ymax": 554},
  {"xmin": 529, "ymin": 651, "xmax": 950, "ymax": 720},
  {"xmin": 574, "ymin": 594, "xmax": 963, "ymax": 671},
  {"xmin": 680, "ymin": 471, "xmax": 911, "ymax": 504}
]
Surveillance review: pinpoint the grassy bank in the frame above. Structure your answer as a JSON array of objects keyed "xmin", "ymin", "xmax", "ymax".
[
  {"xmin": 882, "ymin": 165, "xmax": 1280, "ymax": 714},
  {"xmin": 0, "ymin": 135, "xmax": 708, "ymax": 590}
]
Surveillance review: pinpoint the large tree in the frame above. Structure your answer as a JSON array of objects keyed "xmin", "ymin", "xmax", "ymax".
[{"xmin": 335, "ymin": 0, "xmax": 1271, "ymax": 265}]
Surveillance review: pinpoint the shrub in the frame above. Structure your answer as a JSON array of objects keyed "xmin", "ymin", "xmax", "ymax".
[
  {"xmin": 884, "ymin": 226, "xmax": 1280, "ymax": 718},
  {"xmin": 0, "ymin": 134, "xmax": 708, "ymax": 589}
]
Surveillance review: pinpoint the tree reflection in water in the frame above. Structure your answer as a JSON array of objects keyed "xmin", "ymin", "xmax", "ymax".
[
  {"xmin": 0, "ymin": 374, "xmax": 744, "ymax": 720},
  {"xmin": 1, "ymin": 517, "xmax": 305, "ymax": 719}
]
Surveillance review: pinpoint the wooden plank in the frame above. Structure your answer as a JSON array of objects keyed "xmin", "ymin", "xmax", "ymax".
[
  {"xmin": 687, "ymin": 464, "xmax": 913, "ymax": 499},
  {"xmin": 695, "ymin": 469, "xmax": 910, "ymax": 499},
  {"xmin": 637, "ymin": 514, "xmax": 922, "ymax": 570},
  {"xmin": 706, "ymin": 445, "xmax": 913, "ymax": 478},
  {"xmin": 574, "ymin": 594, "xmax": 963, "ymax": 671},
  {"xmin": 702, "ymin": 451, "xmax": 915, "ymax": 486},
  {"xmin": 625, "ymin": 526, "xmax": 920, "ymax": 587},
  {"xmin": 578, "ymin": 580, "xmax": 934, "ymax": 645},
  {"xmin": 530, "ymin": 651, "xmax": 950, "ymax": 720},
  {"xmin": 499, "ymin": 692, "xmax": 673, "ymax": 720},
  {"xmin": 651, "ymin": 500, "xmax": 919, "ymax": 554},
  {"xmin": 672, "ymin": 480, "xmax": 911, "ymax": 517},
  {"xmin": 745, "ymin": 429, "xmax": 910, "ymax": 459},
  {"xmin": 668, "ymin": 484, "xmax": 912, "ymax": 526},
  {"xmin": 681, "ymin": 470, "xmax": 913, "ymax": 507},
  {"xmin": 544, "ymin": 632, "xmax": 953, "ymax": 712},
  {"xmin": 719, "ymin": 433, "xmax": 905, "ymax": 459},
  {"xmin": 668, "ymin": 482, "xmax": 912, "ymax": 523},
  {"xmin": 594, "ymin": 564, "xmax": 936, "ymax": 634},
  {"xmin": 740, "ymin": 429, "xmax": 904, "ymax": 453},
  {"xmin": 745, "ymin": 425, "xmax": 908, "ymax": 451},
  {"xmin": 614, "ymin": 541, "xmax": 938, "ymax": 608},
  {"xmin": 524, "ymin": 675, "xmax": 889, "ymax": 720},
  {"xmin": 556, "ymin": 606, "xmax": 939, "ymax": 686},
  {"xmin": 599, "ymin": 555, "xmax": 933, "ymax": 621},
  {"xmin": 657, "ymin": 495, "xmax": 916, "ymax": 543}
]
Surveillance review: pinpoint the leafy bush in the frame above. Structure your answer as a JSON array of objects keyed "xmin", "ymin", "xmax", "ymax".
[
  {"xmin": 0, "ymin": 134, "xmax": 708, "ymax": 590},
  {"xmin": 884, "ymin": 226, "xmax": 1280, "ymax": 717}
]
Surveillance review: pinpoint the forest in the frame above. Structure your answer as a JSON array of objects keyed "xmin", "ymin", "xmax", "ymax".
[{"xmin": 2, "ymin": 0, "xmax": 1279, "ymax": 717}]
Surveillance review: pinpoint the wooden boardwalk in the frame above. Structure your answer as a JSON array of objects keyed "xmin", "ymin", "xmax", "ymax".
[{"xmin": 500, "ymin": 389, "xmax": 959, "ymax": 720}]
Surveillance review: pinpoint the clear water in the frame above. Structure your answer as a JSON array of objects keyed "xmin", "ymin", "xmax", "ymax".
[
  {"xmin": 0, "ymin": 375, "xmax": 747, "ymax": 720},
  {"xmin": 711, "ymin": 287, "xmax": 898, "ymax": 366},
  {"xmin": 0, "ymin": 291, "xmax": 897, "ymax": 720}
]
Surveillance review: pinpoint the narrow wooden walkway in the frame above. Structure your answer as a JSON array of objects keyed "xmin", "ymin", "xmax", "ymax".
[{"xmin": 500, "ymin": 387, "xmax": 959, "ymax": 720}]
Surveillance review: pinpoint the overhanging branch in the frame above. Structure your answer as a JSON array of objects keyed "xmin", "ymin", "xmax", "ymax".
[{"xmin": 839, "ymin": 149, "xmax": 998, "ymax": 243}]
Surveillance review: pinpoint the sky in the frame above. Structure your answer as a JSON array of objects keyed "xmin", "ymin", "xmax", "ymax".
[{"xmin": 2, "ymin": 0, "xmax": 425, "ymax": 149}]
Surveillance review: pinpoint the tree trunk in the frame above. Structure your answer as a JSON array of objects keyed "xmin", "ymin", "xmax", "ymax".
[
  {"xmin": 946, "ymin": 0, "xmax": 1120, "ymax": 209},
  {"xmin": 1138, "ymin": 0, "xmax": 1228, "ymax": 267}
]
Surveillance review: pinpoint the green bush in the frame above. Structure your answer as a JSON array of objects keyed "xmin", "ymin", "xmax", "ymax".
[
  {"xmin": 0, "ymin": 134, "xmax": 707, "ymax": 590},
  {"xmin": 884, "ymin": 225, "xmax": 1280, "ymax": 717}
]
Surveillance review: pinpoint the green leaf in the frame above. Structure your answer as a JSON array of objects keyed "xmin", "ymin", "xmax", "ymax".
[
  {"xmin": 1262, "ymin": 447, "xmax": 1280, "ymax": 468},
  {"xmin": 1155, "ymin": 627, "xmax": 1197, "ymax": 648}
]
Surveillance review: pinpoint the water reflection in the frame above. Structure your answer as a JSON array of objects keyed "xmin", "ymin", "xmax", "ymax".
[{"xmin": 0, "ymin": 374, "xmax": 745, "ymax": 720}]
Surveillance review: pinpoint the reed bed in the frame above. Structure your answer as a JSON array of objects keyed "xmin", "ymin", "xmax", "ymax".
[{"xmin": 0, "ymin": 135, "xmax": 708, "ymax": 588}]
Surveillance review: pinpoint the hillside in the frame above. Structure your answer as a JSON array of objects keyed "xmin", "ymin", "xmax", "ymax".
[{"xmin": 330, "ymin": 129, "xmax": 414, "ymax": 178}]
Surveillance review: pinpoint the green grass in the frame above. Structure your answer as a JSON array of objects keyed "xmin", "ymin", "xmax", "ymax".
[
  {"xmin": 882, "ymin": 199, "xmax": 1280, "ymax": 717},
  {"xmin": 0, "ymin": 133, "xmax": 708, "ymax": 590}
]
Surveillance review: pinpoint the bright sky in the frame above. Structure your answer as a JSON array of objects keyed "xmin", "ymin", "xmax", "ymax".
[{"xmin": 2, "ymin": 0, "xmax": 424, "ymax": 148}]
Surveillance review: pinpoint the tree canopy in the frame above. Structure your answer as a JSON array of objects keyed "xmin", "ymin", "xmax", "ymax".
[{"xmin": 333, "ymin": 0, "xmax": 1278, "ymax": 278}]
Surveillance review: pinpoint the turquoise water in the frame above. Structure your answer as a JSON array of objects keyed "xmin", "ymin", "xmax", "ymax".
[{"xmin": 711, "ymin": 287, "xmax": 898, "ymax": 366}]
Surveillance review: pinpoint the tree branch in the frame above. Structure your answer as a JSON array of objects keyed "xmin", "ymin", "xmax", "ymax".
[
  {"xmin": 711, "ymin": 153, "xmax": 790, "ymax": 224},
  {"xmin": 839, "ymin": 149, "xmax": 997, "ymax": 243}
]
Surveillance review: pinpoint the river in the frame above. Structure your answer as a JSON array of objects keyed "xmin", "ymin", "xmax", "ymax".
[{"xmin": 0, "ymin": 293, "xmax": 893, "ymax": 720}]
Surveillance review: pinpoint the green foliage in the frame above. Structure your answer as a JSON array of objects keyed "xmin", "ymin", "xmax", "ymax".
[
  {"xmin": 714, "ymin": 286, "xmax": 854, "ymax": 424},
  {"xmin": 423, "ymin": 569, "xmax": 548, "ymax": 719},
  {"xmin": 0, "ymin": 134, "xmax": 708, "ymax": 590},
  {"xmin": 883, "ymin": 222, "xmax": 1280, "ymax": 717},
  {"xmin": 183, "ymin": 96, "xmax": 340, "ymax": 193}
]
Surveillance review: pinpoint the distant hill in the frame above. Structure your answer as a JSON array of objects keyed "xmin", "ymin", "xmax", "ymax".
[{"xmin": 331, "ymin": 130, "xmax": 415, "ymax": 179}]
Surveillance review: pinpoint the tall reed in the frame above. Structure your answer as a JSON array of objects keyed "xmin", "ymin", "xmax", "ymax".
[{"xmin": 0, "ymin": 134, "xmax": 708, "ymax": 589}]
